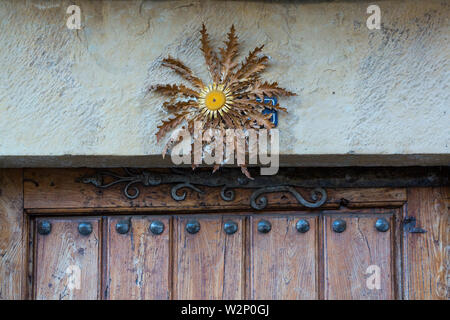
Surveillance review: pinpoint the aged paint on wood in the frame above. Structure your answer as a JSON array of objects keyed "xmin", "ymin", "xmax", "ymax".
[
  {"xmin": 404, "ymin": 187, "xmax": 448, "ymax": 300},
  {"xmin": 105, "ymin": 216, "xmax": 170, "ymax": 300},
  {"xmin": 175, "ymin": 216, "xmax": 244, "ymax": 299},
  {"xmin": 250, "ymin": 215, "xmax": 318, "ymax": 299},
  {"xmin": 0, "ymin": 169, "xmax": 24, "ymax": 300},
  {"xmin": 324, "ymin": 215, "xmax": 393, "ymax": 299},
  {"xmin": 34, "ymin": 218, "xmax": 100, "ymax": 300}
]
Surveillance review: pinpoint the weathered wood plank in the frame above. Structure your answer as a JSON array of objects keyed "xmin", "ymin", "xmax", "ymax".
[
  {"xmin": 24, "ymin": 169, "xmax": 406, "ymax": 210},
  {"xmin": 404, "ymin": 187, "xmax": 448, "ymax": 300},
  {"xmin": 175, "ymin": 216, "xmax": 244, "ymax": 299},
  {"xmin": 105, "ymin": 216, "xmax": 170, "ymax": 300},
  {"xmin": 0, "ymin": 169, "xmax": 24, "ymax": 300},
  {"xmin": 250, "ymin": 215, "xmax": 317, "ymax": 299},
  {"xmin": 324, "ymin": 215, "xmax": 393, "ymax": 299},
  {"xmin": 34, "ymin": 218, "xmax": 100, "ymax": 300}
]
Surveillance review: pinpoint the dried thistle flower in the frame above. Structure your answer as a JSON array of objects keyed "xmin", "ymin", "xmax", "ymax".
[{"xmin": 151, "ymin": 24, "xmax": 296, "ymax": 177}]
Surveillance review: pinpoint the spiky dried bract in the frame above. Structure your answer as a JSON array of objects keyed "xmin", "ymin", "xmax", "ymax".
[
  {"xmin": 200, "ymin": 24, "xmax": 221, "ymax": 84},
  {"xmin": 152, "ymin": 84, "xmax": 199, "ymax": 98},
  {"xmin": 162, "ymin": 100, "xmax": 197, "ymax": 113},
  {"xmin": 162, "ymin": 56, "xmax": 204, "ymax": 89},
  {"xmin": 156, "ymin": 111, "xmax": 189, "ymax": 142},
  {"xmin": 247, "ymin": 81, "xmax": 296, "ymax": 100},
  {"xmin": 219, "ymin": 24, "xmax": 239, "ymax": 83},
  {"xmin": 151, "ymin": 25, "xmax": 296, "ymax": 175}
]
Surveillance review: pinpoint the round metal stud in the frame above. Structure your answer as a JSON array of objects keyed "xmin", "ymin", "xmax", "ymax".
[
  {"xmin": 332, "ymin": 219, "xmax": 346, "ymax": 233},
  {"xmin": 186, "ymin": 220, "xmax": 200, "ymax": 234},
  {"xmin": 37, "ymin": 220, "xmax": 52, "ymax": 235},
  {"xmin": 375, "ymin": 218, "xmax": 390, "ymax": 232},
  {"xmin": 257, "ymin": 220, "xmax": 272, "ymax": 233},
  {"xmin": 149, "ymin": 220, "xmax": 165, "ymax": 235},
  {"xmin": 78, "ymin": 222, "xmax": 93, "ymax": 236},
  {"xmin": 237, "ymin": 176, "xmax": 248, "ymax": 185},
  {"xmin": 224, "ymin": 220, "xmax": 238, "ymax": 235},
  {"xmin": 116, "ymin": 220, "xmax": 130, "ymax": 234},
  {"xmin": 296, "ymin": 219, "xmax": 310, "ymax": 233}
]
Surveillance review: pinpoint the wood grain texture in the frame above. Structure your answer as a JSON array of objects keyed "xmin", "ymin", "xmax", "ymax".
[
  {"xmin": 0, "ymin": 169, "xmax": 24, "ymax": 300},
  {"xmin": 175, "ymin": 216, "xmax": 244, "ymax": 299},
  {"xmin": 324, "ymin": 215, "xmax": 393, "ymax": 300},
  {"xmin": 250, "ymin": 215, "xmax": 318, "ymax": 299},
  {"xmin": 34, "ymin": 218, "xmax": 100, "ymax": 300},
  {"xmin": 23, "ymin": 168, "xmax": 406, "ymax": 210},
  {"xmin": 404, "ymin": 187, "xmax": 449, "ymax": 300},
  {"xmin": 105, "ymin": 216, "xmax": 170, "ymax": 300}
]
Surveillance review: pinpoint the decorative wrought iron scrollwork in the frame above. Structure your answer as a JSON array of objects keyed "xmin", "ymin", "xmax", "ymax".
[
  {"xmin": 78, "ymin": 168, "xmax": 328, "ymax": 210},
  {"xmin": 171, "ymin": 183, "xmax": 204, "ymax": 201},
  {"xmin": 220, "ymin": 186, "xmax": 235, "ymax": 201},
  {"xmin": 250, "ymin": 186, "xmax": 327, "ymax": 210},
  {"xmin": 78, "ymin": 168, "xmax": 162, "ymax": 200}
]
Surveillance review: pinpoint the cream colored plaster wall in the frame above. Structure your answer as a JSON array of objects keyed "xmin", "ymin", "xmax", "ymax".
[{"xmin": 0, "ymin": 0, "xmax": 448, "ymax": 167}]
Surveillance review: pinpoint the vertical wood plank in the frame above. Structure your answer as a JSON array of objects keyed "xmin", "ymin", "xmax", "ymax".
[
  {"xmin": 324, "ymin": 215, "xmax": 393, "ymax": 299},
  {"xmin": 0, "ymin": 169, "xmax": 24, "ymax": 300},
  {"xmin": 250, "ymin": 215, "xmax": 317, "ymax": 299},
  {"xmin": 35, "ymin": 218, "xmax": 100, "ymax": 300},
  {"xmin": 105, "ymin": 216, "xmax": 170, "ymax": 300},
  {"xmin": 175, "ymin": 216, "xmax": 243, "ymax": 299},
  {"xmin": 404, "ymin": 187, "xmax": 448, "ymax": 300}
]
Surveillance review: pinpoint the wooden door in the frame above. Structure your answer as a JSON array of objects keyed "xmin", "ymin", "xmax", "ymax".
[
  {"xmin": 32, "ymin": 211, "xmax": 398, "ymax": 300},
  {"xmin": 11, "ymin": 168, "xmax": 445, "ymax": 300}
]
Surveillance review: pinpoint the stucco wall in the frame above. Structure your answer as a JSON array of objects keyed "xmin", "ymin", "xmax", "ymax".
[{"xmin": 0, "ymin": 0, "xmax": 448, "ymax": 167}]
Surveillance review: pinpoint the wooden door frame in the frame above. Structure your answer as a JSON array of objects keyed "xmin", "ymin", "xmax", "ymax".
[{"xmin": 1, "ymin": 167, "xmax": 447, "ymax": 299}]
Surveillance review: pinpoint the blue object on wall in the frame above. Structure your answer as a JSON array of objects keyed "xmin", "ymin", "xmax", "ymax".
[{"xmin": 256, "ymin": 96, "xmax": 278, "ymax": 127}]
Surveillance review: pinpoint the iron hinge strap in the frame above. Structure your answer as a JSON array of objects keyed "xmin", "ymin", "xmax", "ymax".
[{"xmin": 403, "ymin": 216, "xmax": 427, "ymax": 233}]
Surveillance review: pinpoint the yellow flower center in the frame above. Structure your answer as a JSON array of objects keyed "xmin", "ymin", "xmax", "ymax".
[{"xmin": 204, "ymin": 90, "xmax": 226, "ymax": 111}]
